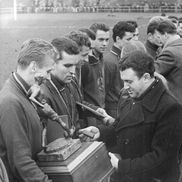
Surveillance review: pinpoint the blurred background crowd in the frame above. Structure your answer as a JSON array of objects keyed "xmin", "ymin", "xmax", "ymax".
[{"xmin": 2, "ymin": 0, "xmax": 182, "ymax": 13}]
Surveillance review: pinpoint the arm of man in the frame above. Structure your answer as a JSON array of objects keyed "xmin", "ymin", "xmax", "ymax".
[
  {"xmin": 117, "ymin": 102, "xmax": 182, "ymax": 179},
  {"xmin": 0, "ymin": 99, "xmax": 51, "ymax": 182},
  {"xmin": 155, "ymin": 49, "xmax": 176, "ymax": 76}
]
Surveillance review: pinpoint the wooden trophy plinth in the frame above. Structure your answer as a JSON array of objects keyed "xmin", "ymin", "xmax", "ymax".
[{"xmin": 37, "ymin": 141, "xmax": 114, "ymax": 182}]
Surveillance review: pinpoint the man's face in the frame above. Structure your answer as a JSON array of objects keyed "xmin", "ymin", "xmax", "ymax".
[
  {"xmin": 177, "ymin": 23, "xmax": 182, "ymax": 37},
  {"xmin": 54, "ymin": 51, "xmax": 79, "ymax": 83},
  {"xmin": 79, "ymin": 45, "xmax": 90, "ymax": 63},
  {"xmin": 34, "ymin": 55, "xmax": 55, "ymax": 85},
  {"xmin": 118, "ymin": 32, "xmax": 133, "ymax": 48},
  {"xmin": 155, "ymin": 30, "xmax": 167, "ymax": 46},
  {"xmin": 94, "ymin": 30, "xmax": 110, "ymax": 54},
  {"xmin": 132, "ymin": 28, "xmax": 139, "ymax": 41},
  {"xmin": 120, "ymin": 68, "xmax": 146, "ymax": 98},
  {"xmin": 149, "ymin": 30, "xmax": 163, "ymax": 47}
]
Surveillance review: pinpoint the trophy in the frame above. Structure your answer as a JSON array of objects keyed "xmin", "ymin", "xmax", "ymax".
[{"xmin": 29, "ymin": 79, "xmax": 114, "ymax": 182}]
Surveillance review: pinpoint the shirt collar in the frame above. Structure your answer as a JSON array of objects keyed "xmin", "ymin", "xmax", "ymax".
[
  {"xmin": 13, "ymin": 72, "xmax": 30, "ymax": 95},
  {"xmin": 134, "ymin": 78, "xmax": 166, "ymax": 112},
  {"xmin": 110, "ymin": 45, "xmax": 121, "ymax": 58}
]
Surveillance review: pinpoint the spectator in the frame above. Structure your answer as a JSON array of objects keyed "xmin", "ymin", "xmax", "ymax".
[
  {"xmin": 177, "ymin": 17, "xmax": 182, "ymax": 38},
  {"xmin": 104, "ymin": 21, "xmax": 135, "ymax": 118},
  {"xmin": 145, "ymin": 20, "xmax": 163, "ymax": 59},
  {"xmin": 127, "ymin": 20, "xmax": 139, "ymax": 40},
  {"xmin": 81, "ymin": 23, "xmax": 110, "ymax": 126},
  {"xmin": 155, "ymin": 20, "xmax": 182, "ymax": 105},
  {"xmin": 67, "ymin": 31, "xmax": 91, "ymax": 88},
  {"xmin": 79, "ymin": 28, "xmax": 96, "ymax": 49}
]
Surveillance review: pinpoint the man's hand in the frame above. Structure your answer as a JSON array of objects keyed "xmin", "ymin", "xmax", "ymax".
[
  {"xmin": 108, "ymin": 152, "xmax": 119, "ymax": 169},
  {"xmin": 78, "ymin": 126, "xmax": 100, "ymax": 142},
  {"xmin": 96, "ymin": 108, "xmax": 115, "ymax": 125}
]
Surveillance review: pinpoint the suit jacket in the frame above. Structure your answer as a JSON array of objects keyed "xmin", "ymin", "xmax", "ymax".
[
  {"xmin": 99, "ymin": 78, "xmax": 182, "ymax": 182},
  {"xmin": 155, "ymin": 38, "xmax": 182, "ymax": 105},
  {"xmin": 0, "ymin": 73, "xmax": 51, "ymax": 182},
  {"xmin": 41, "ymin": 75, "xmax": 97, "ymax": 143},
  {"xmin": 104, "ymin": 45, "xmax": 123, "ymax": 118}
]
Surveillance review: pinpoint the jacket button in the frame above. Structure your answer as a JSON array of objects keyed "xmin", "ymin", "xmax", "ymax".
[{"xmin": 124, "ymin": 139, "xmax": 129, "ymax": 144}]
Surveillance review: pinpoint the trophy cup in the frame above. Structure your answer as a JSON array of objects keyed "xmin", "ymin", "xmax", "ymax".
[{"xmin": 29, "ymin": 82, "xmax": 114, "ymax": 182}]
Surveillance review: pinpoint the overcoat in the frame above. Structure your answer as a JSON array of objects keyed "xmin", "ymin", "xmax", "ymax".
[
  {"xmin": 99, "ymin": 78, "xmax": 182, "ymax": 182},
  {"xmin": 155, "ymin": 38, "xmax": 182, "ymax": 105}
]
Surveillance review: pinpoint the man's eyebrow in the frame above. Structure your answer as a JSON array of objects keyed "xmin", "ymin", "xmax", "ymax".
[
  {"xmin": 126, "ymin": 37, "xmax": 132, "ymax": 41},
  {"xmin": 81, "ymin": 52, "xmax": 89, "ymax": 56},
  {"xmin": 63, "ymin": 63, "xmax": 74, "ymax": 67}
]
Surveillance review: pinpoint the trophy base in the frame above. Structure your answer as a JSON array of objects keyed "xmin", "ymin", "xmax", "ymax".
[
  {"xmin": 38, "ymin": 141, "xmax": 114, "ymax": 182},
  {"xmin": 37, "ymin": 138, "xmax": 81, "ymax": 162}
]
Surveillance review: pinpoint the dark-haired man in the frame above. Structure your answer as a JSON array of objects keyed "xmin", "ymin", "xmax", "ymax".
[
  {"xmin": 41, "ymin": 37, "xmax": 82, "ymax": 142},
  {"xmin": 145, "ymin": 20, "xmax": 163, "ymax": 59},
  {"xmin": 79, "ymin": 51, "xmax": 182, "ymax": 182},
  {"xmin": 81, "ymin": 23, "xmax": 110, "ymax": 126},
  {"xmin": 41, "ymin": 37, "xmax": 99, "ymax": 143},
  {"xmin": 155, "ymin": 19, "xmax": 182, "ymax": 105},
  {"xmin": 67, "ymin": 31, "xmax": 91, "ymax": 89},
  {"xmin": 126, "ymin": 20, "xmax": 139, "ymax": 40},
  {"xmin": 79, "ymin": 28, "xmax": 96, "ymax": 49},
  {"xmin": 0, "ymin": 38, "xmax": 56, "ymax": 182},
  {"xmin": 104, "ymin": 21, "xmax": 135, "ymax": 118}
]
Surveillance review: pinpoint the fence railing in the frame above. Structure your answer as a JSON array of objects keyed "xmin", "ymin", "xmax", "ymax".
[{"xmin": 1, "ymin": 6, "xmax": 182, "ymax": 14}]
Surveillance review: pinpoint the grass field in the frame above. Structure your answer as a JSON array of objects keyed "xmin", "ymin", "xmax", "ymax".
[{"xmin": 0, "ymin": 12, "xmax": 179, "ymax": 89}]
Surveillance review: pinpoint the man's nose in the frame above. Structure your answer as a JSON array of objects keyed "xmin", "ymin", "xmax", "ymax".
[
  {"xmin": 124, "ymin": 82, "xmax": 129, "ymax": 90},
  {"xmin": 45, "ymin": 72, "xmax": 51, "ymax": 81},
  {"xmin": 69, "ymin": 66, "xmax": 76, "ymax": 74},
  {"xmin": 103, "ymin": 40, "xmax": 108, "ymax": 46}
]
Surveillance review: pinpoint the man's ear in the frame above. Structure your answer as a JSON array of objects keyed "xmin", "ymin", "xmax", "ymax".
[
  {"xmin": 116, "ymin": 36, "xmax": 121, "ymax": 42},
  {"xmin": 147, "ymin": 33, "xmax": 152, "ymax": 41},
  {"xmin": 143, "ymin": 73, "xmax": 151, "ymax": 81},
  {"xmin": 164, "ymin": 32, "xmax": 169, "ymax": 39},
  {"xmin": 30, "ymin": 61, "xmax": 37, "ymax": 73}
]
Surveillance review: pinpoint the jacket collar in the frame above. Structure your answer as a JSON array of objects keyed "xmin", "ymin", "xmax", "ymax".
[
  {"xmin": 146, "ymin": 40, "xmax": 159, "ymax": 51},
  {"xmin": 138, "ymin": 78, "xmax": 166, "ymax": 112},
  {"xmin": 12, "ymin": 72, "xmax": 30, "ymax": 96},
  {"xmin": 110, "ymin": 45, "xmax": 121, "ymax": 58},
  {"xmin": 51, "ymin": 74, "xmax": 66, "ymax": 92},
  {"xmin": 88, "ymin": 49, "xmax": 103, "ymax": 65}
]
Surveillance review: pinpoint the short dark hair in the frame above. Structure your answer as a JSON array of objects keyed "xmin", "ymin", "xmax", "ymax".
[
  {"xmin": 51, "ymin": 37, "xmax": 80, "ymax": 61},
  {"xmin": 17, "ymin": 38, "xmax": 57, "ymax": 69},
  {"xmin": 157, "ymin": 20, "xmax": 177, "ymax": 35},
  {"xmin": 127, "ymin": 20, "xmax": 138, "ymax": 28},
  {"xmin": 168, "ymin": 15, "xmax": 178, "ymax": 22},
  {"xmin": 79, "ymin": 28, "xmax": 96, "ymax": 40},
  {"xmin": 67, "ymin": 31, "xmax": 91, "ymax": 50},
  {"xmin": 90, "ymin": 23, "xmax": 110, "ymax": 34},
  {"xmin": 147, "ymin": 21, "xmax": 160, "ymax": 34},
  {"xmin": 112, "ymin": 21, "xmax": 135, "ymax": 42},
  {"xmin": 119, "ymin": 51, "xmax": 155, "ymax": 78},
  {"xmin": 179, "ymin": 17, "xmax": 182, "ymax": 24}
]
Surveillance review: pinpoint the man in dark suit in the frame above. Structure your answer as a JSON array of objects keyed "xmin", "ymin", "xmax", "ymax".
[
  {"xmin": 104, "ymin": 21, "xmax": 135, "ymax": 118},
  {"xmin": 79, "ymin": 51, "xmax": 182, "ymax": 182},
  {"xmin": 155, "ymin": 20, "xmax": 182, "ymax": 105}
]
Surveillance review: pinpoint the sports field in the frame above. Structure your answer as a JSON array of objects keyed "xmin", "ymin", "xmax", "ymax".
[{"xmin": 0, "ymin": 12, "xmax": 178, "ymax": 89}]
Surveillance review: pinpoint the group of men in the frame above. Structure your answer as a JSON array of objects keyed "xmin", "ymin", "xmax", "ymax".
[{"xmin": 1, "ymin": 16, "xmax": 182, "ymax": 182}]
